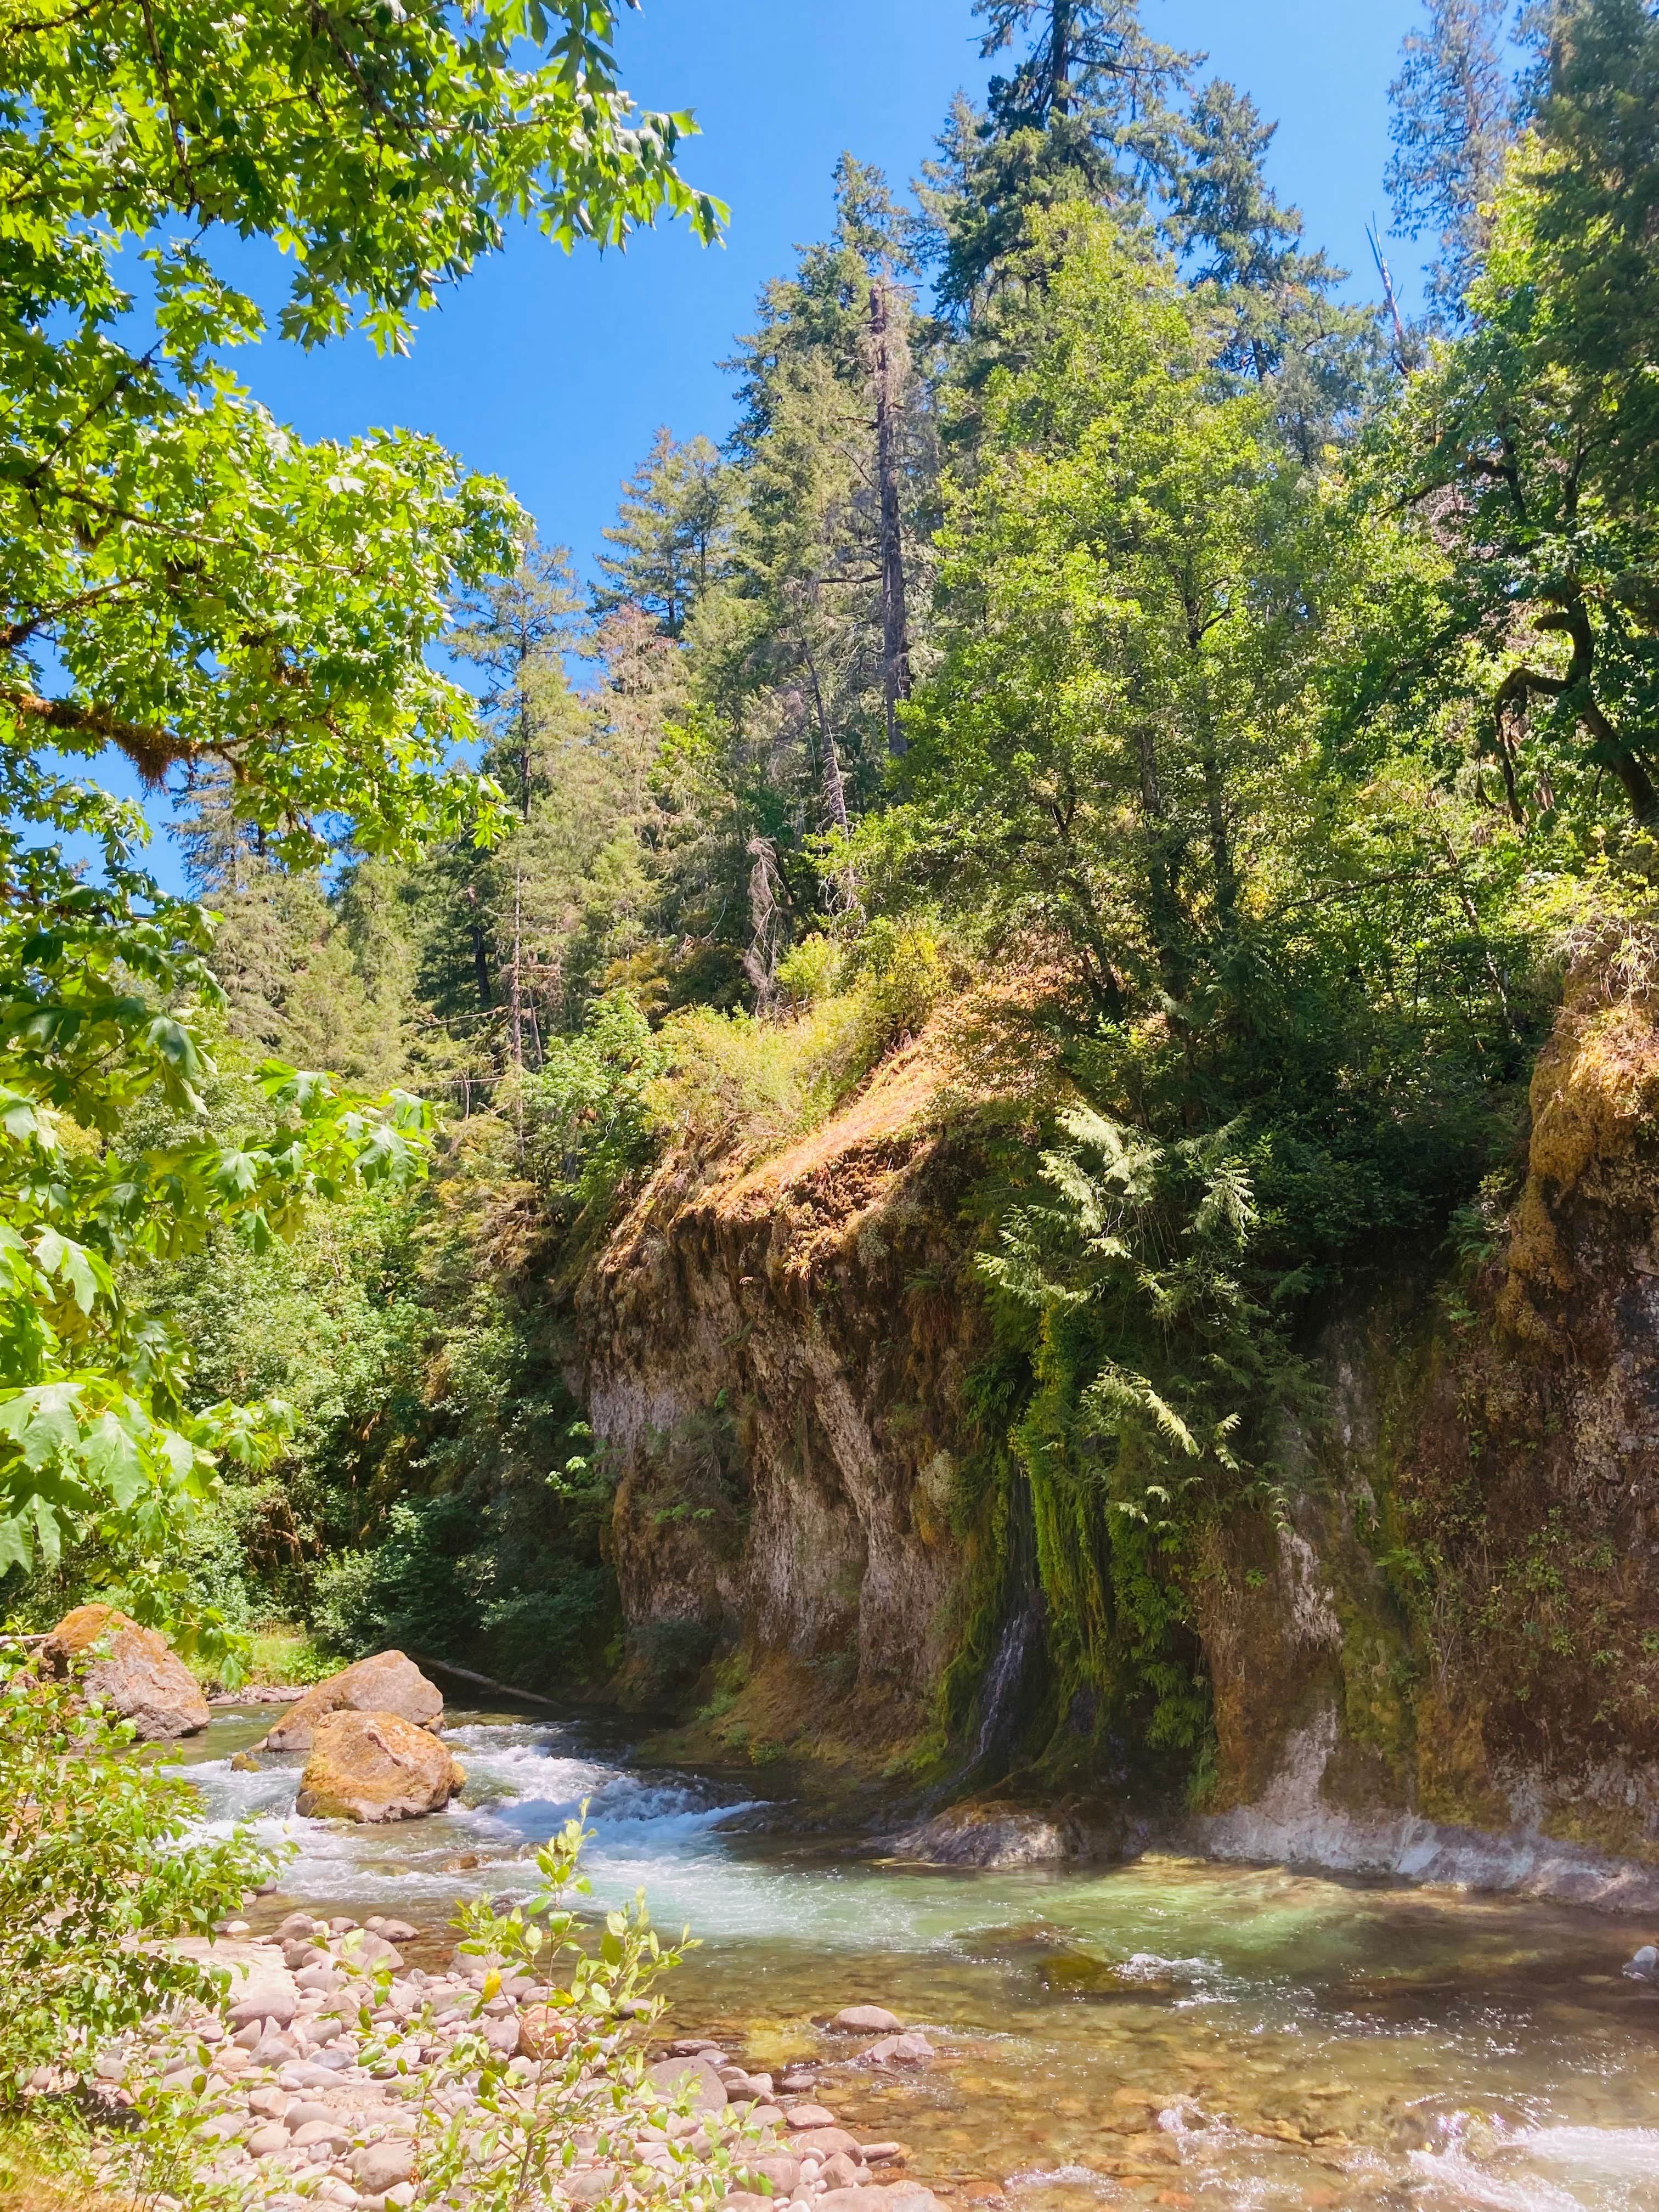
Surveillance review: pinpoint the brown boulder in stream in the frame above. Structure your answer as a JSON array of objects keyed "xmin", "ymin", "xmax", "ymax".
[
  {"xmin": 41, "ymin": 1604, "xmax": 209, "ymax": 1740},
  {"xmin": 295, "ymin": 1709, "xmax": 464, "ymax": 1822},
  {"xmin": 260, "ymin": 1649, "xmax": 442, "ymax": 1752}
]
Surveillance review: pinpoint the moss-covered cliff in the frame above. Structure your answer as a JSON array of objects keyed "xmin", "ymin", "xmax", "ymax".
[{"xmin": 574, "ymin": 961, "xmax": 1659, "ymax": 1905}]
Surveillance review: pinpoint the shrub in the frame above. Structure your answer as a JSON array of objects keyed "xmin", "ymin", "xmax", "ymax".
[
  {"xmin": 523, "ymin": 993, "xmax": 665, "ymax": 1209},
  {"xmin": 775, "ymin": 932, "xmax": 843, "ymax": 1007},
  {"xmin": 0, "ymin": 1644, "xmax": 276, "ymax": 2103}
]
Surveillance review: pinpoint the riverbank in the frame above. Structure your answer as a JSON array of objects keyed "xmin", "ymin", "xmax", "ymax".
[
  {"xmin": 166, "ymin": 1700, "xmax": 1659, "ymax": 2212},
  {"xmin": 79, "ymin": 1918, "xmax": 944, "ymax": 2212}
]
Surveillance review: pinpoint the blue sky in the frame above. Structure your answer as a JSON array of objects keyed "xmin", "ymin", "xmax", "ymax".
[
  {"xmin": 89, "ymin": 0, "xmax": 1441, "ymax": 889},
  {"xmin": 241, "ymin": 0, "xmax": 1434, "ymax": 583}
]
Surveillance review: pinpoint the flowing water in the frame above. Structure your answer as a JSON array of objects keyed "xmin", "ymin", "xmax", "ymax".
[{"xmin": 179, "ymin": 1703, "xmax": 1659, "ymax": 2212}]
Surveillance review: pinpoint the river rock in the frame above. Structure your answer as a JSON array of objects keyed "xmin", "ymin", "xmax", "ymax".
[
  {"xmin": 789, "ymin": 2129, "xmax": 863, "ymax": 2162},
  {"xmin": 289, "ymin": 2121, "xmax": 351, "ymax": 2152},
  {"xmin": 561, "ymin": 2167, "xmax": 618, "ymax": 2207},
  {"xmin": 831, "ymin": 2006, "xmax": 903, "ymax": 2035},
  {"xmin": 864, "ymin": 2032, "xmax": 933, "ymax": 2065},
  {"xmin": 734, "ymin": 2154, "xmax": 802, "ymax": 2194},
  {"xmin": 1624, "ymin": 1944, "xmax": 1658, "ymax": 1980},
  {"xmin": 247, "ymin": 2125, "xmax": 290, "ymax": 2158},
  {"xmin": 895, "ymin": 1801, "xmax": 1085, "ymax": 1869},
  {"xmin": 229, "ymin": 1986, "xmax": 298, "ymax": 2031},
  {"xmin": 262, "ymin": 1652, "xmax": 444, "ymax": 1754},
  {"xmin": 646, "ymin": 2057, "xmax": 728, "ymax": 2112},
  {"xmin": 518, "ymin": 2004, "xmax": 574, "ymax": 2059},
  {"xmin": 40, "ymin": 1604, "xmax": 210, "ymax": 1740},
  {"xmin": 819, "ymin": 2190, "xmax": 945, "ymax": 2212},
  {"xmin": 295, "ymin": 1710, "xmax": 464, "ymax": 1823},
  {"xmin": 784, "ymin": 2105, "xmax": 840, "ymax": 2130}
]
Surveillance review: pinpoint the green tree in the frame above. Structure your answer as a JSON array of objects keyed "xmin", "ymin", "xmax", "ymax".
[
  {"xmin": 1170, "ymin": 79, "xmax": 1383, "ymax": 458},
  {"xmin": 1386, "ymin": 0, "xmax": 1515, "ymax": 319},
  {"xmin": 0, "ymin": 0, "xmax": 719, "ymax": 1622},
  {"xmin": 452, "ymin": 536, "xmax": 586, "ymax": 820},
  {"xmin": 594, "ymin": 428, "xmax": 732, "ymax": 639},
  {"xmin": 921, "ymin": 0, "xmax": 1195, "ymax": 320},
  {"xmin": 1384, "ymin": 0, "xmax": 1659, "ymax": 826}
]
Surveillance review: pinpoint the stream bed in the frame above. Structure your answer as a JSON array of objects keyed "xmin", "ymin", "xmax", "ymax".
[{"xmin": 180, "ymin": 1703, "xmax": 1659, "ymax": 2212}]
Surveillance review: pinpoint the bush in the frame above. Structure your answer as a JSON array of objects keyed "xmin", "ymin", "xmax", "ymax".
[
  {"xmin": 0, "ymin": 1644, "xmax": 276, "ymax": 2103},
  {"xmin": 309, "ymin": 1498, "xmax": 484, "ymax": 1662},
  {"xmin": 523, "ymin": 992, "xmax": 665, "ymax": 1209},
  {"xmin": 775, "ymin": 932, "xmax": 843, "ymax": 1007}
]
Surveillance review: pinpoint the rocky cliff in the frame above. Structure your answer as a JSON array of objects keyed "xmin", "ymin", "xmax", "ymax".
[
  {"xmin": 577, "ymin": 1033, "xmax": 996, "ymax": 1764},
  {"xmin": 576, "ymin": 958, "xmax": 1659, "ymax": 1905}
]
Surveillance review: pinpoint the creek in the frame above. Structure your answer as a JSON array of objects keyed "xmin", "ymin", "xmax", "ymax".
[{"xmin": 180, "ymin": 1702, "xmax": 1659, "ymax": 2212}]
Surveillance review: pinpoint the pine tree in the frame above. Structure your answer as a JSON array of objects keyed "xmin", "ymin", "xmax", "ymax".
[
  {"xmin": 1386, "ymin": 0, "xmax": 1514, "ymax": 319},
  {"xmin": 921, "ymin": 0, "xmax": 1196, "ymax": 318},
  {"xmin": 450, "ymin": 535, "xmax": 584, "ymax": 820},
  {"xmin": 1170, "ymin": 80, "xmax": 1384, "ymax": 455},
  {"xmin": 175, "ymin": 769, "xmax": 409, "ymax": 1084},
  {"xmin": 592, "ymin": 430, "xmax": 731, "ymax": 639}
]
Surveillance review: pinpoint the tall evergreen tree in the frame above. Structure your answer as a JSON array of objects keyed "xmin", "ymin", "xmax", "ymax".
[
  {"xmin": 450, "ymin": 536, "xmax": 584, "ymax": 821},
  {"xmin": 592, "ymin": 430, "xmax": 731, "ymax": 639},
  {"xmin": 1386, "ymin": 0, "xmax": 1515, "ymax": 319},
  {"xmin": 921, "ymin": 0, "xmax": 1196, "ymax": 318},
  {"xmin": 1170, "ymin": 80, "xmax": 1383, "ymax": 456}
]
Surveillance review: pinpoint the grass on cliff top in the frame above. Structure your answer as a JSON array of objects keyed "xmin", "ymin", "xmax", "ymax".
[{"xmin": 647, "ymin": 923, "xmax": 1063, "ymax": 1177}]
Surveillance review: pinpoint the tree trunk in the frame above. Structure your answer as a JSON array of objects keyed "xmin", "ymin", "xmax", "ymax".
[
  {"xmin": 802, "ymin": 645, "xmax": 851, "ymax": 837},
  {"xmin": 508, "ymin": 858, "xmax": 523, "ymax": 1074},
  {"xmin": 870, "ymin": 278, "xmax": 912, "ymax": 760}
]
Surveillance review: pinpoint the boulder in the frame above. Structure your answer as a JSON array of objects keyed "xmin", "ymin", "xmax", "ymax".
[
  {"xmin": 295, "ymin": 1710, "xmax": 464, "ymax": 1823},
  {"xmin": 41, "ymin": 1605, "xmax": 209, "ymax": 1740},
  {"xmin": 261, "ymin": 1652, "xmax": 443, "ymax": 1753},
  {"xmin": 831, "ymin": 2006, "xmax": 903, "ymax": 2035},
  {"xmin": 645, "ymin": 2056, "xmax": 727, "ymax": 2112},
  {"xmin": 894, "ymin": 1801, "xmax": 1086, "ymax": 1869}
]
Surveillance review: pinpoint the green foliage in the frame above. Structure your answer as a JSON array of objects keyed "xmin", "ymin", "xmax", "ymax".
[
  {"xmin": 368, "ymin": 1815, "xmax": 737, "ymax": 2212},
  {"xmin": 0, "ymin": 0, "xmax": 717, "ymax": 1628},
  {"xmin": 1378, "ymin": 0, "xmax": 1659, "ymax": 826},
  {"xmin": 312, "ymin": 1498, "xmax": 495, "ymax": 1665},
  {"xmin": 524, "ymin": 994, "xmax": 666, "ymax": 1209},
  {"xmin": 985, "ymin": 1108, "xmax": 1308, "ymax": 1751},
  {"xmin": 594, "ymin": 429, "xmax": 733, "ymax": 639},
  {"xmin": 0, "ymin": 1645, "xmax": 277, "ymax": 2102}
]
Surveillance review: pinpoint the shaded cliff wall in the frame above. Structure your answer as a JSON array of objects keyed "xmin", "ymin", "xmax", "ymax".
[
  {"xmin": 1193, "ymin": 957, "xmax": 1659, "ymax": 1905},
  {"xmin": 575, "ymin": 1039, "xmax": 996, "ymax": 1757},
  {"xmin": 575, "ymin": 963, "xmax": 1659, "ymax": 1898}
]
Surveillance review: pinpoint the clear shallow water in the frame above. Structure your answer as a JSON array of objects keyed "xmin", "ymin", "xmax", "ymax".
[{"xmin": 180, "ymin": 1707, "xmax": 1659, "ymax": 2212}]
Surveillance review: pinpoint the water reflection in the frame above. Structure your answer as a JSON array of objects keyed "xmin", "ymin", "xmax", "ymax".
[{"xmin": 181, "ymin": 1707, "xmax": 1659, "ymax": 2212}]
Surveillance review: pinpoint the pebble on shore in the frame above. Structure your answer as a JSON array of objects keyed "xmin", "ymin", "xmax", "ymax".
[{"xmin": 77, "ymin": 1942, "xmax": 946, "ymax": 2212}]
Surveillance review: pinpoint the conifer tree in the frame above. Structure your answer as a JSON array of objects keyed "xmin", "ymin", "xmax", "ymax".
[
  {"xmin": 450, "ymin": 536, "xmax": 584, "ymax": 821},
  {"xmin": 921, "ymin": 0, "xmax": 1196, "ymax": 318},
  {"xmin": 1386, "ymin": 0, "xmax": 1514, "ymax": 319},
  {"xmin": 592, "ymin": 430, "xmax": 731, "ymax": 639},
  {"xmin": 1170, "ymin": 81, "xmax": 1383, "ymax": 455}
]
